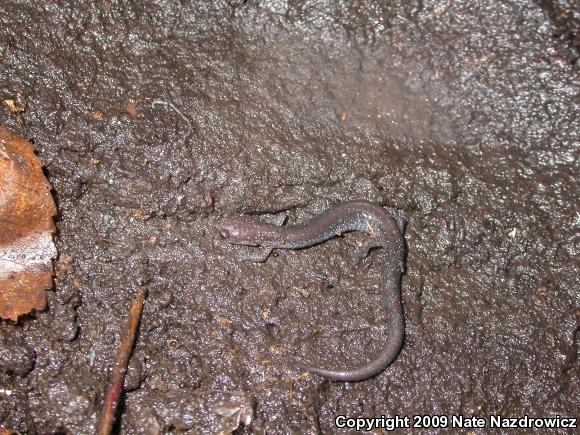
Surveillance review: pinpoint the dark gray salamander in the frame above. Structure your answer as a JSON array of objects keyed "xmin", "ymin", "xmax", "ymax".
[{"xmin": 216, "ymin": 200, "xmax": 406, "ymax": 382}]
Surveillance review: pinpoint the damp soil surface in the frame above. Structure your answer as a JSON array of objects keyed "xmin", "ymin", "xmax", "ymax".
[{"xmin": 1, "ymin": 1, "xmax": 579, "ymax": 434}]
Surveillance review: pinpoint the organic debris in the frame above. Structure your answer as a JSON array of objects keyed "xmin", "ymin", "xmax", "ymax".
[
  {"xmin": 0, "ymin": 126, "xmax": 57, "ymax": 321},
  {"xmin": 2, "ymin": 93, "xmax": 25, "ymax": 113},
  {"xmin": 97, "ymin": 287, "xmax": 147, "ymax": 435}
]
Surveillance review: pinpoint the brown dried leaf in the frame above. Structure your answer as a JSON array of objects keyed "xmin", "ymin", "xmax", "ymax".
[{"xmin": 0, "ymin": 126, "xmax": 57, "ymax": 321}]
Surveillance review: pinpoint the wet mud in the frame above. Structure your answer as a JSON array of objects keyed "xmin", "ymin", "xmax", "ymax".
[{"xmin": 0, "ymin": 1, "xmax": 578, "ymax": 434}]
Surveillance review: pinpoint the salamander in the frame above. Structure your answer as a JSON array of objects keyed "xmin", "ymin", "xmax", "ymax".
[{"xmin": 216, "ymin": 200, "xmax": 406, "ymax": 382}]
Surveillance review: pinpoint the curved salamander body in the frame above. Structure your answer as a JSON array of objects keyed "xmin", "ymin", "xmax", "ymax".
[{"xmin": 216, "ymin": 200, "xmax": 406, "ymax": 382}]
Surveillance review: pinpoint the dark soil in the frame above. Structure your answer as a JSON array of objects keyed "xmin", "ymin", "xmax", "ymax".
[{"xmin": 1, "ymin": 1, "xmax": 578, "ymax": 434}]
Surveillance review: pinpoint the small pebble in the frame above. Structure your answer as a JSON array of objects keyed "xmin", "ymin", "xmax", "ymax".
[
  {"xmin": 158, "ymin": 290, "xmax": 173, "ymax": 308},
  {"xmin": 124, "ymin": 355, "xmax": 145, "ymax": 392},
  {"xmin": 0, "ymin": 340, "xmax": 35, "ymax": 375}
]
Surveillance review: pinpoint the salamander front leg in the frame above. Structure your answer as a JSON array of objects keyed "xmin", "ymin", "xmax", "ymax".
[{"xmin": 241, "ymin": 246, "xmax": 274, "ymax": 263}]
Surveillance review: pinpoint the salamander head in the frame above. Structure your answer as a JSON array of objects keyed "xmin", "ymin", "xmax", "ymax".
[{"xmin": 216, "ymin": 216, "xmax": 267, "ymax": 246}]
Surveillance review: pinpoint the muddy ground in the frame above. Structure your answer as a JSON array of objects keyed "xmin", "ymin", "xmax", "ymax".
[{"xmin": 0, "ymin": 1, "xmax": 578, "ymax": 434}]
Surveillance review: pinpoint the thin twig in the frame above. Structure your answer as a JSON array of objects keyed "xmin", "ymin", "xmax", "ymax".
[
  {"xmin": 151, "ymin": 100, "xmax": 193, "ymax": 139},
  {"xmin": 96, "ymin": 287, "xmax": 147, "ymax": 435}
]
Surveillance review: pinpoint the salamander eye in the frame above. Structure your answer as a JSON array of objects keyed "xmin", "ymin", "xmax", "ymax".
[{"xmin": 219, "ymin": 229, "xmax": 230, "ymax": 239}]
